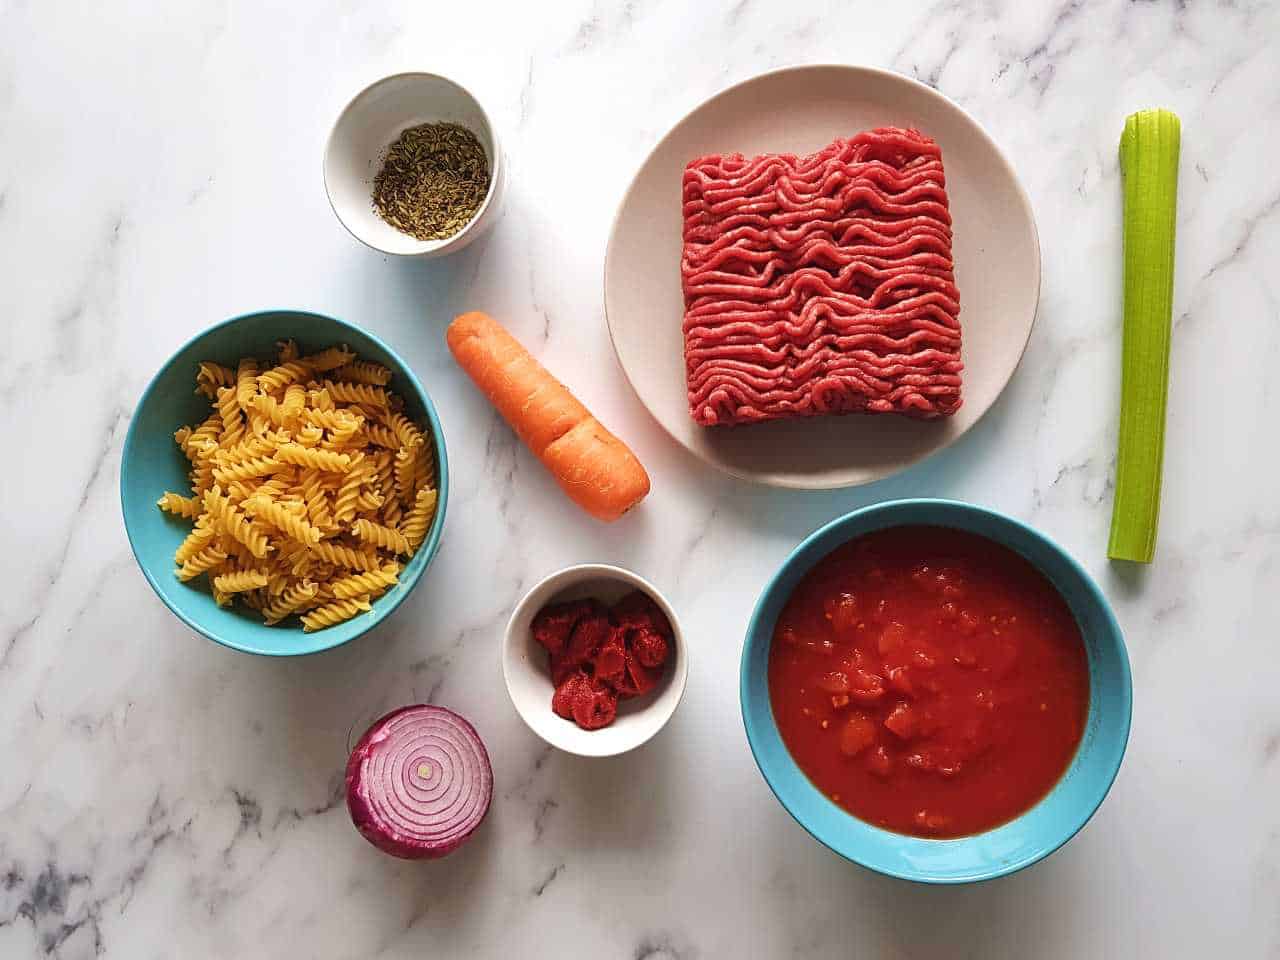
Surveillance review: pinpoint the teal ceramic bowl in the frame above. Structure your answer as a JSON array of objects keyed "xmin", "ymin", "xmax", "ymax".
[
  {"xmin": 741, "ymin": 499, "xmax": 1131, "ymax": 883},
  {"xmin": 121, "ymin": 310, "xmax": 448, "ymax": 656}
]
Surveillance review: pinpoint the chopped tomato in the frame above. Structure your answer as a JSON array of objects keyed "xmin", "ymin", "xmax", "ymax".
[
  {"xmin": 768, "ymin": 526, "xmax": 1089, "ymax": 839},
  {"xmin": 828, "ymin": 592, "xmax": 859, "ymax": 638},
  {"xmin": 887, "ymin": 666, "xmax": 914, "ymax": 697},
  {"xmin": 817, "ymin": 671, "xmax": 849, "ymax": 694},
  {"xmin": 883, "ymin": 702, "xmax": 918, "ymax": 739},
  {"xmin": 848, "ymin": 669, "xmax": 885, "ymax": 703},
  {"xmin": 839, "ymin": 715, "xmax": 878, "ymax": 757},
  {"xmin": 878, "ymin": 621, "xmax": 907, "ymax": 656}
]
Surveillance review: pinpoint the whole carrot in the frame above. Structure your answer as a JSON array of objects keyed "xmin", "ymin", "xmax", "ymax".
[{"xmin": 446, "ymin": 311, "xmax": 650, "ymax": 522}]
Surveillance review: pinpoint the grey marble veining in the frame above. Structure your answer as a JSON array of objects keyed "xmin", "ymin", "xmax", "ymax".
[{"xmin": 2, "ymin": 1, "xmax": 1278, "ymax": 957}]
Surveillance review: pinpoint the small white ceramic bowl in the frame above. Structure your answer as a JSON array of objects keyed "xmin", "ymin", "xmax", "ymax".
[
  {"xmin": 503, "ymin": 564, "xmax": 688, "ymax": 758},
  {"xmin": 323, "ymin": 72, "xmax": 506, "ymax": 258}
]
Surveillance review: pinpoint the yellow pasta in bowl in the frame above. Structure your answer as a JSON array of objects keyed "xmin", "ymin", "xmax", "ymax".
[{"xmin": 121, "ymin": 311, "xmax": 448, "ymax": 655}]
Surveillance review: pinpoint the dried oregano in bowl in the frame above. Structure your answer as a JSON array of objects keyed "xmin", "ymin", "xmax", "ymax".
[{"xmin": 371, "ymin": 122, "xmax": 491, "ymax": 241}]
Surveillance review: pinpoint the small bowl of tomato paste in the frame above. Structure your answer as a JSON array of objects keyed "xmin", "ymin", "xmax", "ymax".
[
  {"xmin": 504, "ymin": 564, "xmax": 688, "ymax": 757},
  {"xmin": 741, "ymin": 499, "xmax": 1131, "ymax": 883}
]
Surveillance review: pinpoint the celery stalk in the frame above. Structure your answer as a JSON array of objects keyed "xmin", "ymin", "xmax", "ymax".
[{"xmin": 1108, "ymin": 109, "xmax": 1180, "ymax": 563}]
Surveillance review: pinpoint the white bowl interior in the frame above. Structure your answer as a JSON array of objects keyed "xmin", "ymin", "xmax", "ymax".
[
  {"xmin": 324, "ymin": 73, "xmax": 499, "ymax": 256},
  {"xmin": 503, "ymin": 565, "xmax": 687, "ymax": 758}
]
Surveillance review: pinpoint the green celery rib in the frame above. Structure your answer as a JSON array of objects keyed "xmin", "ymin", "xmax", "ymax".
[{"xmin": 1108, "ymin": 108, "xmax": 1180, "ymax": 563}]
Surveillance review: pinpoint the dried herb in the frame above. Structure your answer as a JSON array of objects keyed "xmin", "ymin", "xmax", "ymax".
[{"xmin": 371, "ymin": 122, "xmax": 491, "ymax": 241}]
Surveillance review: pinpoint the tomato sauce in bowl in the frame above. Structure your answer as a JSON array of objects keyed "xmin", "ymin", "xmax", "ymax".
[{"xmin": 768, "ymin": 526, "xmax": 1089, "ymax": 839}]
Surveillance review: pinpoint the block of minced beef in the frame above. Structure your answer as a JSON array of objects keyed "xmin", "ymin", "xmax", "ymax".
[{"xmin": 680, "ymin": 127, "xmax": 963, "ymax": 427}]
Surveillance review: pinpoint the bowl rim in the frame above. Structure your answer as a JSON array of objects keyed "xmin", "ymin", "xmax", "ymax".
[
  {"xmin": 322, "ymin": 70, "xmax": 503, "ymax": 258},
  {"xmin": 119, "ymin": 308, "xmax": 450, "ymax": 657},
  {"xmin": 502, "ymin": 562, "xmax": 689, "ymax": 757},
  {"xmin": 739, "ymin": 498, "xmax": 1132, "ymax": 883}
]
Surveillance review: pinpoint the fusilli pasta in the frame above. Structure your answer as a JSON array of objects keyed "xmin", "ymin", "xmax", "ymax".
[
  {"xmin": 212, "ymin": 569, "xmax": 270, "ymax": 594},
  {"xmin": 300, "ymin": 596, "xmax": 372, "ymax": 632},
  {"xmin": 263, "ymin": 580, "xmax": 319, "ymax": 625},
  {"xmin": 401, "ymin": 487, "xmax": 439, "ymax": 551},
  {"xmin": 332, "ymin": 360, "xmax": 392, "ymax": 386},
  {"xmin": 197, "ymin": 362, "xmax": 235, "ymax": 399},
  {"xmin": 235, "ymin": 358, "xmax": 259, "ymax": 411},
  {"xmin": 351, "ymin": 518, "xmax": 410, "ymax": 555},
  {"xmin": 275, "ymin": 443, "xmax": 351, "ymax": 473},
  {"xmin": 330, "ymin": 565, "xmax": 400, "ymax": 600},
  {"xmin": 158, "ymin": 343, "xmax": 439, "ymax": 628},
  {"xmin": 157, "ymin": 492, "xmax": 201, "ymax": 519}
]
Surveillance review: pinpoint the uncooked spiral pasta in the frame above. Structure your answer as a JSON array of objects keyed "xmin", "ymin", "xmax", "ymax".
[
  {"xmin": 262, "ymin": 580, "xmax": 319, "ymax": 625},
  {"xmin": 300, "ymin": 470, "xmax": 334, "ymax": 531},
  {"xmin": 414, "ymin": 443, "xmax": 435, "ymax": 490},
  {"xmin": 281, "ymin": 383, "xmax": 307, "ymax": 423},
  {"xmin": 202, "ymin": 487, "xmax": 271, "ymax": 559},
  {"xmin": 235, "ymin": 358, "xmax": 259, "ymax": 411},
  {"xmin": 211, "ymin": 455, "xmax": 284, "ymax": 487},
  {"xmin": 177, "ymin": 545, "xmax": 228, "ymax": 581},
  {"xmin": 244, "ymin": 495, "xmax": 322, "ymax": 546},
  {"xmin": 351, "ymin": 518, "xmax": 411, "ymax": 555},
  {"xmin": 196, "ymin": 362, "xmax": 235, "ymax": 399},
  {"xmin": 308, "ymin": 386, "xmax": 334, "ymax": 412},
  {"xmin": 362, "ymin": 423, "xmax": 400, "ymax": 450},
  {"xmin": 333, "ymin": 454, "xmax": 369, "ymax": 525},
  {"xmin": 299, "ymin": 345, "xmax": 355, "ymax": 372},
  {"xmin": 190, "ymin": 461, "xmax": 215, "ymax": 497},
  {"xmin": 308, "ymin": 541, "xmax": 380, "ymax": 571},
  {"xmin": 401, "ymin": 487, "xmax": 439, "ymax": 552},
  {"xmin": 382, "ymin": 496, "xmax": 403, "ymax": 530},
  {"xmin": 329, "ymin": 565, "xmax": 400, "ymax": 600},
  {"xmin": 304, "ymin": 408, "xmax": 363, "ymax": 435},
  {"xmin": 297, "ymin": 424, "xmax": 325, "ymax": 447},
  {"xmin": 320, "ymin": 380, "xmax": 389, "ymax": 408},
  {"xmin": 158, "ymin": 341, "xmax": 440, "ymax": 629},
  {"xmin": 156, "ymin": 492, "xmax": 201, "ymax": 519},
  {"xmin": 216, "ymin": 387, "xmax": 245, "ymax": 449},
  {"xmin": 249, "ymin": 393, "xmax": 288, "ymax": 427},
  {"xmin": 355, "ymin": 489, "xmax": 383, "ymax": 512},
  {"xmin": 214, "ymin": 436, "xmax": 274, "ymax": 465},
  {"xmin": 332, "ymin": 360, "xmax": 392, "ymax": 386},
  {"xmin": 274, "ymin": 443, "xmax": 351, "ymax": 473},
  {"xmin": 393, "ymin": 445, "xmax": 417, "ymax": 504},
  {"xmin": 385, "ymin": 411, "xmax": 424, "ymax": 450},
  {"xmin": 372, "ymin": 449, "xmax": 395, "ymax": 492},
  {"xmin": 257, "ymin": 360, "xmax": 312, "ymax": 393},
  {"xmin": 300, "ymin": 596, "xmax": 372, "ymax": 632},
  {"xmin": 186, "ymin": 414, "xmax": 220, "ymax": 453},
  {"xmin": 174, "ymin": 520, "xmax": 216, "ymax": 564},
  {"xmin": 212, "ymin": 569, "xmax": 270, "ymax": 594}
]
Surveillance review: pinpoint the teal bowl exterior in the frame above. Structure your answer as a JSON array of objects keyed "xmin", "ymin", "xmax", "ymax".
[
  {"xmin": 120, "ymin": 310, "xmax": 448, "ymax": 656},
  {"xmin": 741, "ymin": 499, "xmax": 1131, "ymax": 883}
]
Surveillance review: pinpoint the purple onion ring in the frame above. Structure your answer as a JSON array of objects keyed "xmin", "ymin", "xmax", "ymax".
[{"xmin": 346, "ymin": 704, "xmax": 493, "ymax": 859}]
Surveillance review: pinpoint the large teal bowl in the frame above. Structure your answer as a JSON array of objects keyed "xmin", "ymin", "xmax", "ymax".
[
  {"xmin": 121, "ymin": 310, "xmax": 448, "ymax": 656},
  {"xmin": 741, "ymin": 499, "xmax": 1131, "ymax": 883}
]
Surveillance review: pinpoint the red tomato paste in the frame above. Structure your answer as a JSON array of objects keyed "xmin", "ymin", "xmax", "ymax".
[
  {"xmin": 534, "ymin": 591, "xmax": 671, "ymax": 730},
  {"xmin": 768, "ymin": 526, "xmax": 1089, "ymax": 838}
]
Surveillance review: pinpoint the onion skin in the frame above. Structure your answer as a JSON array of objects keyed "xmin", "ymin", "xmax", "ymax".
[{"xmin": 345, "ymin": 704, "xmax": 493, "ymax": 859}]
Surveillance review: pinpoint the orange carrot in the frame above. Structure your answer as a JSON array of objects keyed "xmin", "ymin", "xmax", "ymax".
[{"xmin": 446, "ymin": 311, "xmax": 650, "ymax": 522}]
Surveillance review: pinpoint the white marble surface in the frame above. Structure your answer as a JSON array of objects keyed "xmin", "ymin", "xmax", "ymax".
[{"xmin": 2, "ymin": 1, "xmax": 1277, "ymax": 957}]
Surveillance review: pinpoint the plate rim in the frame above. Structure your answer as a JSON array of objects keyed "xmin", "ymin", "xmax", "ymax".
[{"xmin": 603, "ymin": 62, "xmax": 1042, "ymax": 490}]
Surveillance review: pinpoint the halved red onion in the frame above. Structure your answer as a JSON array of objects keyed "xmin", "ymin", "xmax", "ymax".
[{"xmin": 345, "ymin": 704, "xmax": 493, "ymax": 859}]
